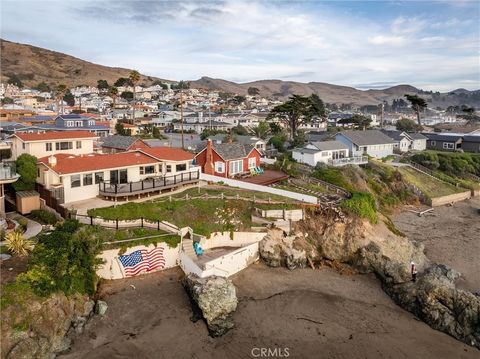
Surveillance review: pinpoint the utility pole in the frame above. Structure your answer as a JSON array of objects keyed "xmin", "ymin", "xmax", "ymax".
[
  {"xmin": 180, "ymin": 91, "xmax": 184, "ymax": 149},
  {"xmin": 209, "ymin": 101, "xmax": 212, "ymax": 130},
  {"xmin": 380, "ymin": 102, "xmax": 384, "ymax": 129}
]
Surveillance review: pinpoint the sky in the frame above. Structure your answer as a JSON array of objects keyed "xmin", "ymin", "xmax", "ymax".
[{"xmin": 1, "ymin": 0, "xmax": 479, "ymax": 91}]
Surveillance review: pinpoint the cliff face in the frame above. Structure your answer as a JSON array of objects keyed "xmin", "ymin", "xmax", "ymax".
[
  {"xmin": 1, "ymin": 293, "xmax": 93, "ymax": 359},
  {"xmin": 259, "ymin": 208, "xmax": 479, "ymax": 348}
]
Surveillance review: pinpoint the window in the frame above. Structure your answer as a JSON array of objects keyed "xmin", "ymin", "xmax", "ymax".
[
  {"xmin": 140, "ymin": 165, "xmax": 155, "ymax": 175},
  {"xmin": 321, "ymin": 151, "xmax": 329, "ymax": 157},
  {"xmin": 430, "ymin": 141, "xmax": 436, "ymax": 146},
  {"xmin": 75, "ymin": 121, "xmax": 83, "ymax": 127},
  {"xmin": 229, "ymin": 160, "xmax": 243, "ymax": 175},
  {"xmin": 66, "ymin": 121, "xmax": 74, "ymax": 127},
  {"xmin": 176, "ymin": 163, "xmax": 187, "ymax": 172},
  {"xmin": 215, "ymin": 162, "xmax": 225, "ymax": 173},
  {"xmin": 95, "ymin": 172, "xmax": 104, "ymax": 184},
  {"xmin": 71, "ymin": 175, "xmax": 81, "ymax": 188},
  {"xmin": 166, "ymin": 165, "xmax": 172, "ymax": 173},
  {"xmin": 248, "ymin": 157, "xmax": 256, "ymax": 169},
  {"xmin": 22, "ymin": 142, "xmax": 25, "ymax": 149},
  {"xmin": 45, "ymin": 143, "xmax": 52, "ymax": 151},
  {"xmin": 83, "ymin": 173, "xmax": 93, "ymax": 186},
  {"xmin": 56, "ymin": 141, "xmax": 73, "ymax": 150},
  {"xmin": 76, "ymin": 141, "xmax": 82, "ymax": 149},
  {"xmin": 443, "ymin": 142, "xmax": 454, "ymax": 150}
]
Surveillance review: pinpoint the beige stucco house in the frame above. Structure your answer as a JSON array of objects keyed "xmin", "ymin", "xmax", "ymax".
[{"xmin": 10, "ymin": 131, "xmax": 98, "ymax": 159}]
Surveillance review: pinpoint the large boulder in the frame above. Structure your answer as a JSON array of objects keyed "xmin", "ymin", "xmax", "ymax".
[
  {"xmin": 182, "ymin": 274, "xmax": 237, "ymax": 337},
  {"xmin": 386, "ymin": 264, "xmax": 480, "ymax": 349},
  {"xmin": 259, "ymin": 228, "xmax": 309, "ymax": 270}
]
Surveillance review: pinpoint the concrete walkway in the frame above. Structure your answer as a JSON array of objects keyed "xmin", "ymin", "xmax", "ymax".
[{"xmin": 5, "ymin": 213, "xmax": 42, "ymax": 239}]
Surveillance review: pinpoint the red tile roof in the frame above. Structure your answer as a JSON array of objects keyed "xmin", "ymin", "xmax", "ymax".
[
  {"xmin": 140, "ymin": 147, "xmax": 194, "ymax": 161},
  {"xmin": 38, "ymin": 152, "xmax": 157, "ymax": 175},
  {"xmin": 14, "ymin": 131, "xmax": 98, "ymax": 142}
]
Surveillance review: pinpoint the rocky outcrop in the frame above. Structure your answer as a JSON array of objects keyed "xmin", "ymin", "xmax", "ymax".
[
  {"xmin": 385, "ymin": 264, "xmax": 480, "ymax": 349},
  {"xmin": 1, "ymin": 294, "xmax": 100, "ymax": 359},
  {"xmin": 259, "ymin": 228, "xmax": 310, "ymax": 270},
  {"xmin": 182, "ymin": 274, "xmax": 237, "ymax": 337}
]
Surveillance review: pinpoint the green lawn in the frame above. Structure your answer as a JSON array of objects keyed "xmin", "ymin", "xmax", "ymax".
[{"xmin": 398, "ymin": 167, "xmax": 466, "ymax": 198}]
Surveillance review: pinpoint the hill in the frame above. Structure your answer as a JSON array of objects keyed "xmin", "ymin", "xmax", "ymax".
[
  {"xmin": 190, "ymin": 77, "xmax": 480, "ymax": 108},
  {"xmin": 0, "ymin": 39, "xmax": 168, "ymax": 88}
]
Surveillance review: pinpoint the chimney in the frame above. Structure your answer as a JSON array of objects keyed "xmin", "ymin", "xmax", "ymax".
[
  {"xmin": 204, "ymin": 139, "xmax": 214, "ymax": 175},
  {"xmin": 48, "ymin": 155, "xmax": 57, "ymax": 167}
]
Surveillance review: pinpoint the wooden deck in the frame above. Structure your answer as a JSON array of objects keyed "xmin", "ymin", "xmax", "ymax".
[{"xmin": 239, "ymin": 170, "xmax": 289, "ymax": 186}]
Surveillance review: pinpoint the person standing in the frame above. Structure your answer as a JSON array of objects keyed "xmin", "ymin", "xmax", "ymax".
[{"xmin": 411, "ymin": 262, "xmax": 418, "ymax": 283}]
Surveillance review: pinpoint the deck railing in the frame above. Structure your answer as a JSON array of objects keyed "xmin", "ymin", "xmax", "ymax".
[
  {"xmin": 98, "ymin": 169, "xmax": 200, "ymax": 195},
  {"xmin": 328, "ymin": 156, "xmax": 368, "ymax": 167},
  {"xmin": 0, "ymin": 162, "xmax": 19, "ymax": 181}
]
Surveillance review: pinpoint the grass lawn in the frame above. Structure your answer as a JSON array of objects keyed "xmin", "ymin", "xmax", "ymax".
[{"xmin": 398, "ymin": 167, "xmax": 466, "ymax": 198}]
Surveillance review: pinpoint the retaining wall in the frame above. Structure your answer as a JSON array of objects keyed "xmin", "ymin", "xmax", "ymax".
[{"xmin": 429, "ymin": 190, "xmax": 472, "ymax": 207}]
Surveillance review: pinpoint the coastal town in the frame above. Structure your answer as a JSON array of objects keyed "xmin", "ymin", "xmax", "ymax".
[{"xmin": 1, "ymin": 1, "xmax": 479, "ymax": 358}]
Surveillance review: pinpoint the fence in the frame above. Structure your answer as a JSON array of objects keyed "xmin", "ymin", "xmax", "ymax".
[
  {"xmin": 200, "ymin": 173, "xmax": 318, "ymax": 204},
  {"xmin": 408, "ymin": 161, "xmax": 460, "ymax": 187},
  {"xmin": 35, "ymin": 183, "xmax": 70, "ymax": 218},
  {"xmin": 301, "ymin": 175, "xmax": 351, "ymax": 198}
]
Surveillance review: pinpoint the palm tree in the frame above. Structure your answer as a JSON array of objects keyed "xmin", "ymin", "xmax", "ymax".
[
  {"xmin": 108, "ymin": 86, "xmax": 119, "ymax": 111},
  {"xmin": 404, "ymin": 94, "xmax": 427, "ymax": 126},
  {"xmin": 249, "ymin": 121, "xmax": 271, "ymax": 139},
  {"xmin": 55, "ymin": 84, "xmax": 67, "ymax": 115},
  {"xmin": 5, "ymin": 230, "xmax": 34, "ymax": 256},
  {"xmin": 129, "ymin": 70, "xmax": 141, "ymax": 124}
]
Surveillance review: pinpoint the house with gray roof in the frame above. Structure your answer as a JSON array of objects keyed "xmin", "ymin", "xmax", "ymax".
[
  {"xmin": 423, "ymin": 133, "xmax": 463, "ymax": 152},
  {"xmin": 292, "ymin": 140, "xmax": 368, "ymax": 167},
  {"xmin": 462, "ymin": 135, "xmax": 480, "ymax": 153},
  {"xmin": 335, "ymin": 130, "xmax": 395, "ymax": 158},
  {"xmin": 100, "ymin": 135, "xmax": 148, "ymax": 153}
]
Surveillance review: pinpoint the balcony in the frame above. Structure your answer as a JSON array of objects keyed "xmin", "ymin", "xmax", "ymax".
[
  {"xmin": 99, "ymin": 169, "xmax": 200, "ymax": 198},
  {"xmin": 328, "ymin": 156, "xmax": 368, "ymax": 167},
  {"xmin": 0, "ymin": 162, "xmax": 20, "ymax": 184}
]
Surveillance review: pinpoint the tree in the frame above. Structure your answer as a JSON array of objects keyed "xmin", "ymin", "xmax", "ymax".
[
  {"xmin": 115, "ymin": 123, "xmax": 131, "ymax": 136},
  {"xmin": 152, "ymin": 126, "xmax": 162, "ymax": 139},
  {"xmin": 97, "ymin": 79, "xmax": 109, "ymax": 91},
  {"xmin": 404, "ymin": 94, "xmax": 427, "ymax": 126},
  {"xmin": 396, "ymin": 118, "xmax": 423, "ymax": 132},
  {"xmin": 249, "ymin": 121, "xmax": 270, "ymax": 139},
  {"xmin": 55, "ymin": 84, "xmax": 68, "ymax": 114},
  {"xmin": 14, "ymin": 154, "xmax": 37, "ymax": 191},
  {"xmin": 247, "ymin": 87, "xmax": 260, "ymax": 96},
  {"xmin": 129, "ymin": 70, "xmax": 141, "ymax": 122},
  {"xmin": 232, "ymin": 95, "xmax": 246, "ymax": 105},
  {"xmin": 5, "ymin": 231, "xmax": 34, "ymax": 257},
  {"xmin": 120, "ymin": 91, "xmax": 133, "ymax": 101},
  {"xmin": 232, "ymin": 125, "xmax": 248, "ymax": 136},
  {"xmin": 108, "ymin": 86, "xmax": 119, "ymax": 110},
  {"xmin": 460, "ymin": 107, "xmax": 478, "ymax": 125},
  {"xmin": 269, "ymin": 122, "xmax": 283, "ymax": 135},
  {"xmin": 337, "ymin": 114, "xmax": 372, "ymax": 130},
  {"xmin": 35, "ymin": 82, "xmax": 51, "ymax": 93},
  {"xmin": 292, "ymin": 130, "xmax": 306, "ymax": 148},
  {"xmin": 63, "ymin": 90, "xmax": 75, "ymax": 107},
  {"xmin": 7, "ymin": 74, "xmax": 23, "ymax": 88},
  {"xmin": 267, "ymin": 94, "xmax": 326, "ymax": 139},
  {"xmin": 114, "ymin": 77, "xmax": 133, "ymax": 87},
  {"xmin": 1, "ymin": 97, "xmax": 14, "ymax": 105}
]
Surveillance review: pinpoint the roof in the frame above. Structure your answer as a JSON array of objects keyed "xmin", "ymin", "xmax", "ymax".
[
  {"xmin": 292, "ymin": 147, "xmax": 319, "ymax": 154},
  {"xmin": 311, "ymin": 140, "xmax": 349, "ymax": 151},
  {"xmin": 381, "ymin": 130, "xmax": 407, "ymax": 141},
  {"xmin": 13, "ymin": 131, "xmax": 98, "ymax": 142},
  {"xmin": 462, "ymin": 135, "xmax": 480, "ymax": 143},
  {"xmin": 212, "ymin": 143, "xmax": 256, "ymax": 160},
  {"xmin": 337, "ymin": 130, "xmax": 396, "ymax": 146},
  {"xmin": 38, "ymin": 152, "xmax": 158, "ymax": 175},
  {"xmin": 100, "ymin": 135, "xmax": 140, "ymax": 150},
  {"xmin": 35, "ymin": 124, "xmax": 111, "ymax": 131},
  {"xmin": 140, "ymin": 147, "xmax": 194, "ymax": 161},
  {"xmin": 422, "ymin": 133, "xmax": 463, "ymax": 141},
  {"xmin": 143, "ymin": 139, "xmax": 171, "ymax": 147},
  {"xmin": 406, "ymin": 132, "xmax": 427, "ymax": 140}
]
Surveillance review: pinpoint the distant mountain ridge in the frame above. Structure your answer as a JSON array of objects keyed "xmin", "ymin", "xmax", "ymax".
[{"xmin": 1, "ymin": 39, "xmax": 478, "ymax": 108}]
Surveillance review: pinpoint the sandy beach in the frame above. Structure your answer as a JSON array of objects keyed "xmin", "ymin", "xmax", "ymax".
[
  {"xmin": 392, "ymin": 197, "xmax": 480, "ymax": 292},
  {"xmin": 62, "ymin": 263, "xmax": 477, "ymax": 359}
]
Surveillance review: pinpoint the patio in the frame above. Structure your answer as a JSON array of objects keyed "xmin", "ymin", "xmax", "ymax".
[{"xmin": 238, "ymin": 170, "xmax": 289, "ymax": 186}]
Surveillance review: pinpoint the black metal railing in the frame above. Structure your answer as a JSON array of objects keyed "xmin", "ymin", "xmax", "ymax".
[{"xmin": 98, "ymin": 170, "xmax": 200, "ymax": 195}]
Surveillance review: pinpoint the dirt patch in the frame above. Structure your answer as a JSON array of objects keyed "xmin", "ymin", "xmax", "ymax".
[
  {"xmin": 0, "ymin": 255, "xmax": 28, "ymax": 285},
  {"xmin": 392, "ymin": 197, "xmax": 480, "ymax": 292},
  {"xmin": 62, "ymin": 264, "xmax": 476, "ymax": 359}
]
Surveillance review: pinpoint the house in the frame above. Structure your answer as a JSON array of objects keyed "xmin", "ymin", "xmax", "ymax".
[
  {"xmin": 194, "ymin": 139, "xmax": 261, "ymax": 178},
  {"xmin": 173, "ymin": 120, "xmax": 234, "ymax": 133},
  {"xmin": 423, "ymin": 133, "xmax": 463, "ymax": 152},
  {"xmin": 335, "ymin": 130, "xmax": 395, "ymax": 158},
  {"xmin": 9, "ymin": 131, "xmax": 99, "ymax": 159},
  {"xmin": 292, "ymin": 141, "xmax": 349, "ymax": 166},
  {"xmin": 100, "ymin": 135, "xmax": 149, "ymax": 153},
  {"xmin": 382, "ymin": 130, "xmax": 427, "ymax": 152},
  {"xmin": 460, "ymin": 135, "xmax": 480, "ymax": 153},
  {"xmin": 34, "ymin": 114, "xmax": 111, "ymax": 137},
  {"xmin": 407, "ymin": 132, "xmax": 428, "ymax": 151},
  {"xmin": 36, "ymin": 148, "xmax": 198, "ymax": 204},
  {"xmin": 208, "ymin": 134, "xmax": 267, "ymax": 152}
]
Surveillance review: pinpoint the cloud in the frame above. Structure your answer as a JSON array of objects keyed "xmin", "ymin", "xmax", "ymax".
[{"xmin": 368, "ymin": 35, "xmax": 407, "ymax": 45}]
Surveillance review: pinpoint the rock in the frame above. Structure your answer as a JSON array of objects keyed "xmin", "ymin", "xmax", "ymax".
[
  {"xmin": 385, "ymin": 264, "xmax": 480, "ymax": 349},
  {"xmin": 95, "ymin": 301, "xmax": 108, "ymax": 316},
  {"xmin": 182, "ymin": 274, "xmax": 237, "ymax": 337},
  {"xmin": 72, "ymin": 316, "xmax": 87, "ymax": 334},
  {"xmin": 259, "ymin": 228, "xmax": 308, "ymax": 270},
  {"xmin": 7, "ymin": 338, "xmax": 40, "ymax": 359},
  {"xmin": 83, "ymin": 300, "xmax": 95, "ymax": 318}
]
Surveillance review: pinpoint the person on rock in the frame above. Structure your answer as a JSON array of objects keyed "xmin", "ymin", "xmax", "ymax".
[{"xmin": 411, "ymin": 262, "xmax": 418, "ymax": 283}]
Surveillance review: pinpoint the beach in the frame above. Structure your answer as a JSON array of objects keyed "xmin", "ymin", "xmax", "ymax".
[{"xmin": 62, "ymin": 263, "xmax": 477, "ymax": 359}]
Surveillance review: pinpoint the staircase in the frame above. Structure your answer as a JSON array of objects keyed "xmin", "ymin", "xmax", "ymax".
[{"xmin": 182, "ymin": 239, "xmax": 196, "ymax": 259}]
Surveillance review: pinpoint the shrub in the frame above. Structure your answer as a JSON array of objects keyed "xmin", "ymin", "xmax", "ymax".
[
  {"xmin": 29, "ymin": 209, "xmax": 58, "ymax": 225},
  {"xmin": 341, "ymin": 192, "xmax": 378, "ymax": 223},
  {"xmin": 14, "ymin": 154, "xmax": 37, "ymax": 191},
  {"xmin": 17, "ymin": 218, "xmax": 28, "ymax": 231},
  {"xmin": 4, "ymin": 231, "xmax": 34, "ymax": 256}
]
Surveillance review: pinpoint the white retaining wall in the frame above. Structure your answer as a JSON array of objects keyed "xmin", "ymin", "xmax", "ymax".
[
  {"xmin": 199, "ymin": 231, "xmax": 267, "ymax": 250},
  {"xmin": 203, "ymin": 242, "xmax": 259, "ymax": 278},
  {"xmin": 200, "ymin": 173, "xmax": 317, "ymax": 204},
  {"xmin": 255, "ymin": 208, "xmax": 304, "ymax": 221}
]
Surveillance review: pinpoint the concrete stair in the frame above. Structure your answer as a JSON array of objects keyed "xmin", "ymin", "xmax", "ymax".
[{"xmin": 182, "ymin": 239, "xmax": 196, "ymax": 259}]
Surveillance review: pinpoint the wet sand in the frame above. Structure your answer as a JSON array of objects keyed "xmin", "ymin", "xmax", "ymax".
[
  {"xmin": 62, "ymin": 264, "xmax": 477, "ymax": 359},
  {"xmin": 392, "ymin": 197, "xmax": 480, "ymax": 292}
]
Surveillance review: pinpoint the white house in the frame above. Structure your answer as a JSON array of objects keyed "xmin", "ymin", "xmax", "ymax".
[
  {"xmin": 381, "ymin": 130, "xmax": 427, "ymax": 152},
  {"xmin": 335, "ymin": 130, "xmax": 395, "ymax": 159},
  {"xmin": 292, "ymin": 140, "xmax": 368, "ymax": 167},
  {"xmin": 9, "ymin": 131, "xmax": 99, "ymax": 160}
]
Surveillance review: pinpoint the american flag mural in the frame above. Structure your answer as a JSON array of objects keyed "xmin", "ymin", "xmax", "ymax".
[{"xmin": 118, "ymin": 247, "xmax": 166, "ymax": 277}]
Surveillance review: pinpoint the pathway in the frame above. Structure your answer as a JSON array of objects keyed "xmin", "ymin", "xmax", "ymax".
[{"xmin": 6, "ymin": 213, "xmax": 42, "ymax": 239}]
